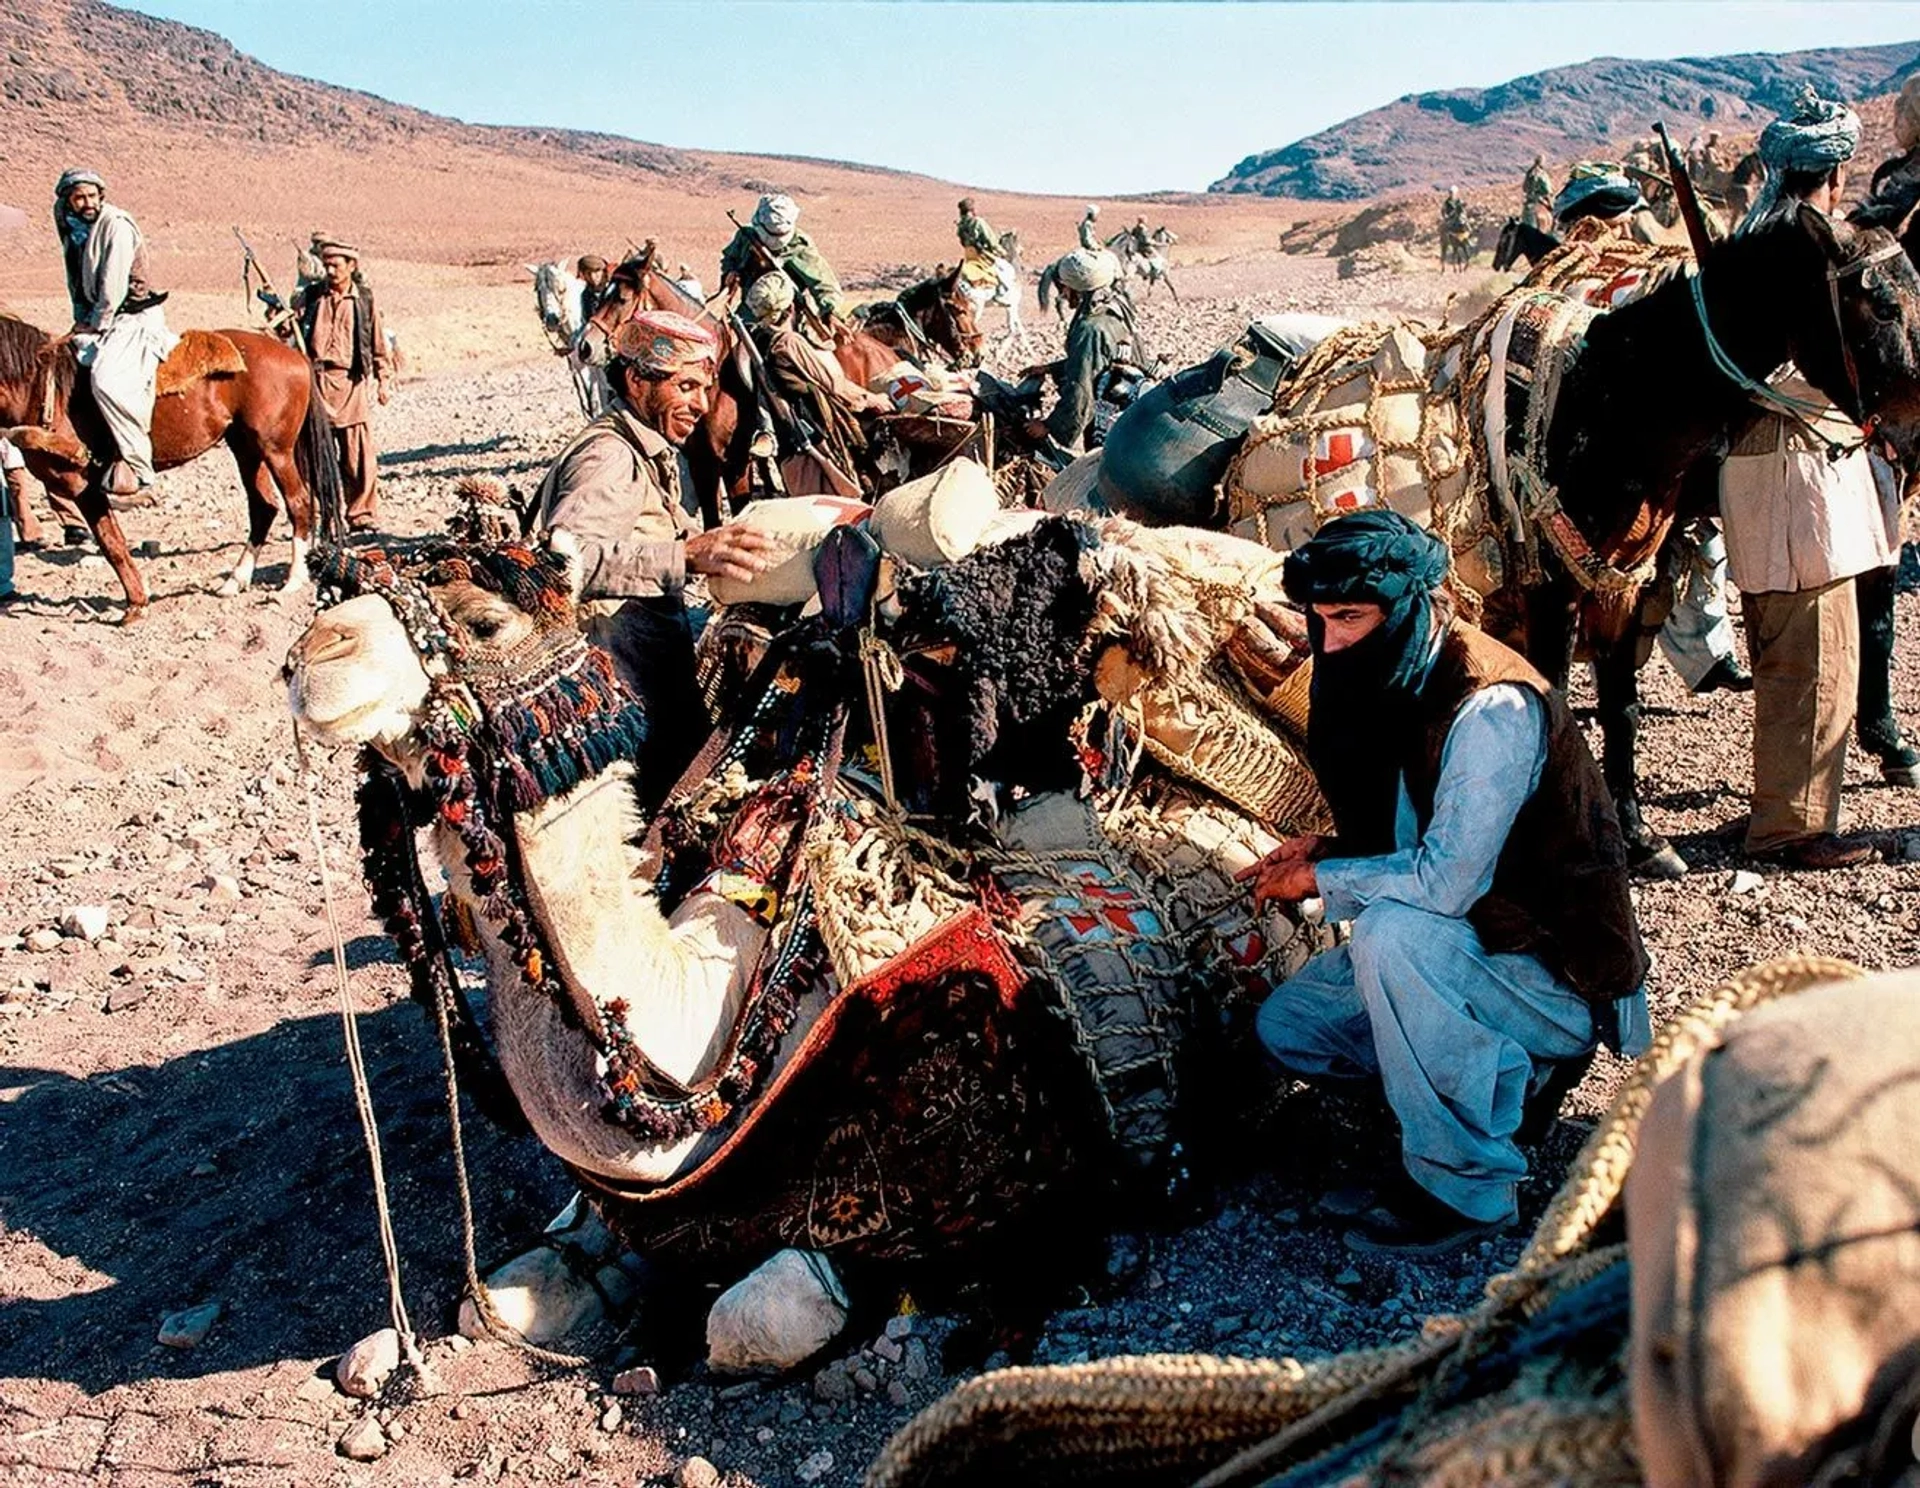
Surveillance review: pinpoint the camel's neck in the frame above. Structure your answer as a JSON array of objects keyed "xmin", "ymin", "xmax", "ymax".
[{"xmin": 1547, "ymin": 235, "xmax": 1798, "ymax": 542}]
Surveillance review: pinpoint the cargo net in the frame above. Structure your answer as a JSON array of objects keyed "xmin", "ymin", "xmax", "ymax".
[{"xmin": 1223, "ymin": 231, "xmax": 1692, "ymax": 601}]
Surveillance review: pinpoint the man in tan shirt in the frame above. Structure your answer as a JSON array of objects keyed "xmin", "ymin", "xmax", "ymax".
[
  {"xmin": 536, "ymin": 309, "xmax": 771, "ymax": 803},
  {"xmin": 296, "ymin": 238, "xmax": 389, "ymax": 530},
  {"xmin": 1719, "ymin": 92, "xmax": 1887, "ymax": 870}
]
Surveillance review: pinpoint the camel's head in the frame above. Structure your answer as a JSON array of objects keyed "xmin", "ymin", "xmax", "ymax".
[{"xmin": 286, "ymin": 541, "xmax": 644, "ymax": 809}]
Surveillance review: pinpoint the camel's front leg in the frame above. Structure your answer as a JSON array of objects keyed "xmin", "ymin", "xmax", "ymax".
[{"xmin": 457, "ymin": 1193, "xmax": 645, "ymax": 1345}]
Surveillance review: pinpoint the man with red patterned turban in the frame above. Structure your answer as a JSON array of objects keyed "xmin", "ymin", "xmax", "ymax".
[{"xmin": 536, "ymin": 308, "xmax": 772, "ymax": 800}]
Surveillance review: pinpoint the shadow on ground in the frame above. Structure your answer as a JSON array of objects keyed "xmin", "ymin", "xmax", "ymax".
[{"xmin": 0, "ymin": 1001, "xmax": 572, "ymax": 1394}]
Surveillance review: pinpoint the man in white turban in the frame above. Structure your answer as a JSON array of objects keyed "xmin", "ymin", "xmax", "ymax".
[
  {"xmin": 719, "ymin": 193, "xmax": 847, "ymax": 328},
  {"xmin": 1717, "ymin": 88, "xmax": 1896, "ymax": 868},
  {"xmin": 52, "ymin": 168, "xmax": 176, "ymax": 499},
  {"xmin": 1027, "ymin": 248, "xmax": 1147, "ymax": 454}
]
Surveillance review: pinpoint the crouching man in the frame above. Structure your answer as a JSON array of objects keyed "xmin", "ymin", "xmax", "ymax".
[{"xmin": 1244, "ymin": 512, "xmax": 1650, "ymax": 1256}]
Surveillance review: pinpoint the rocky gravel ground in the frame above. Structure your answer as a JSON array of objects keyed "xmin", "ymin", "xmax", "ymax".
[{"xmin": 3, "ymin": 250, "xmax": 1918, "ymax": 1487}]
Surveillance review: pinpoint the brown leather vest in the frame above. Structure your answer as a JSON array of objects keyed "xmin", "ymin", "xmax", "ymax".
[{"xmin": 1402, "ymin": 624, "xmax": 1650, "ymax": 1007}]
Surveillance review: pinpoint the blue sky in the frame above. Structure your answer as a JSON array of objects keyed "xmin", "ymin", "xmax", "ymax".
[{"xmin": 129, "ymin": 2, "xmax": 1920, "ymax": 195}]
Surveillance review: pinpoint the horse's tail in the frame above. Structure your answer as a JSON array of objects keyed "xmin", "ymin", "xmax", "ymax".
[
  {"xmin": 296, "ymin": 366, "xmax": 347, "ymax": 545},
  {"xmin": 1037, "ymin": 261, "xmax": 1057, "ymax": 314}
]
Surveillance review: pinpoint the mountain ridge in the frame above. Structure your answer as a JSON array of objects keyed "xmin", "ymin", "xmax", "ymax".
[{"xmin": 1213, "ymin": 41, "xmax": 1920, "ymax": 199}]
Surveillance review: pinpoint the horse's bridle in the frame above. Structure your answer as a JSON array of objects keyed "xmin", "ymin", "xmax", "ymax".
[{"xmin": 1690, "ymin": 237, "xmax": 1905, "ymax": 437}]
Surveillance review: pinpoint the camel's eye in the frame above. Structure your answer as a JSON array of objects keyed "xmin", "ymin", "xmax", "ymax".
[{"xmin": 463, "ymin": 612, "xmax": 506, "ymax": 642}]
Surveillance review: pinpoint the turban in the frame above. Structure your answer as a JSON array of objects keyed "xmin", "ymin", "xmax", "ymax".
[
  {"xmin": 1554, "ymin": 162, "xmax": 1643, "ymax": 225},
  {"xmin": 55, "ymin": 168, "xmax": 104, "ymax": 200},
  {"xmin": 1054, "ymin": 247, "xmax": 1119, "ymax": 293},
  {"xmin": 313, "ymin": 237, "xmax": 361, "ymax": 260},
  {"xmin": 1741, "ymin": 86, "xmax": 1861, "ymax": 234},
  {"xmin": 611, "ymin": 309, "xmax": 717, "ymax": 374},
  {"xmin": 1283, "ymin": 510, "xmax": 1453, "ymax": 856},
  {"xmin": 1282, "ymin": 509, "xmax": 1450, "ymax": 616},
  {"xmin": 753, "ymin": 194, "xmax": 800, "ymax": 242},
  {"xmin": 577, "ymin": 254, "xmax": 608, "ymax": 274},
  {"xmin": 1084, "ymin": 203, "xmax": 1100, "ymax": 216},
  {"xmin": 743, "ymin": 271, "xmax": 795, "ymax": 323}
]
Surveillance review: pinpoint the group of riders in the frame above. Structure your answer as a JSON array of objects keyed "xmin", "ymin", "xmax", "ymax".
[{"xmin": 13, "ymin": 81, "xmax": 1920, "ymax": 1264}]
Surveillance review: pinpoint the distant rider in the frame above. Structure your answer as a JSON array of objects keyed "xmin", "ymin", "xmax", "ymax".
[{"xmin": 719, "ymin": 194, "xmax": 848, "ymax": 329}]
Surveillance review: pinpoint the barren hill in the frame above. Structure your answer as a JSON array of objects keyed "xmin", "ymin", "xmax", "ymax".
[
  {"xmin": 1214, "ymin": 41, "xmax": 1920, "ymax": 199},
  {"xmin": 0, "ymin": 0, "xmax": 1291, "ymax": 369}
]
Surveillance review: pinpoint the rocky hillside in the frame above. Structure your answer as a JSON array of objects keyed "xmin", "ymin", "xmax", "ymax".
[{"xmin": 1215, "ymin": 41, "xmax": 1920, "ymax": 199}]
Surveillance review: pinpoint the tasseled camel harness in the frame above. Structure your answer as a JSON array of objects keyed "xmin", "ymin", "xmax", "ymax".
[{"xmin": 314, "ymin": 541, "xmax": 822, "ymax": 1147}]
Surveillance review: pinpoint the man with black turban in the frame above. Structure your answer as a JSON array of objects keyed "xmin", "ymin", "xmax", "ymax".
[{"xmin": 1243, "ymin": 511, "xmax": 1649, "ymax": 1255}]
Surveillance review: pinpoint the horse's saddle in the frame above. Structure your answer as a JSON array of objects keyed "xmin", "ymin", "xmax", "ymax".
[{"xmin": 156, "ymin": 330, "xmax": 246, "ymax": 399}]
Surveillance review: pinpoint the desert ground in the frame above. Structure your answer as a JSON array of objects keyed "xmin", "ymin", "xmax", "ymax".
[{"xmin": 3, "ymin": 235, "xmax": 1919, "ymax": 1488}]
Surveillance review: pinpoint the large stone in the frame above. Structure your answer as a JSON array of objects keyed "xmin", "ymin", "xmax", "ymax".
[
  {"xmin": 611, "ymin": 1365, "xmax": 660, "ymax": 1396},
  {"xmin": 335, "ymin": 1327, "xmax": 400, "ymax": 1399},
  {"xmin": 23, "ymin": 928, "xmax": 62, "ymax": 953},
  {"xmin": 706, "ymin": 1249, "xmax": 848, "ymax": 1374},
  {"xmin": 797, "ymin": 1448, "xmax": 835, "ymax": 1482},
  {"xmin": 456, "ymin": 1195, "xmax": 638, "ymax": 1344},
  {"xmin": 337, "ymin": 1416, "xmax": 388, "ymax": 1462},
  {"xmin": 60, "ymin": 905, "xmax": 110, "ymax": 941},
  {"xmin": 676, "ymin": 1457, "xmax": 721, "ymax": 1488},
  {"xmin": 157, "ymin": 1300, "xmax": 221, "ymax": 1348}
]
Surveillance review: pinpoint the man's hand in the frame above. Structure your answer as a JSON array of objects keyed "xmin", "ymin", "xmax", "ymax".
[
  {"xmin": 1235, "ymin": 835, "xmax": 1327, "ymax": 911},
  {"xmin": 376, "ymin": 380, "xmax": 391, "ymax": 406},
  {"xmin": 686, "ymin": 524, "xmax": 776, "ymax": 585}
]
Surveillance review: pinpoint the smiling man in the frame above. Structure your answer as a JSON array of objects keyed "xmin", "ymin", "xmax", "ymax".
[
  {"xmin": 1243, "ymin": 511, "xmax": 1649, "ymax": 1256},
  {"xmin": 535, "ymin": 308, "xmax": 772, "ymax": 802}
]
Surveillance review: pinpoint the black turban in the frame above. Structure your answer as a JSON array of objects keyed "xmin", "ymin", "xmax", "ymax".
[{"xmin": 1284, "ymin": 511, "xmax": 1453, "ymax": 855}]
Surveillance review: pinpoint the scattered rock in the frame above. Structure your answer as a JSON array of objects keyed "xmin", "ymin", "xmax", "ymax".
[
  {"xmin": 611, "ymin": 1365, "xmax": 659, "ymax": 1396},
  {"xmin": 59, "ymin": 905, "xmax": 110, "ymax": 941},
  {"xmin": 294, "ymin": 1373, "xmax": 337, "ymax": 1402},
  {"xmin": 24, "ymin": 928, "xmax": 62, "ymax": 953},
  {"xmin": 337, "ymin": 1416, "xmax": 388, "ymax": 1462},
  {"xmin": 336, "ymin": 1327, "xmax": 400, "ymax": 1399},
  {"xmin": 598, "ymin": 1401, "xmax": 623, "ymax": 1432},
  {"xmin": 1729, "ymin": 870, "xmax": 1764, "ymax": 895},
  {"xmin": 884, "ymin": 1314, "xmax": 915, "ymax": 1341},
  {"xmin": 853, "ymin": 1366, "xmax": 879, "ymax": 1393},
  {"xmin": 706, "ymin": 1248, "xmax": 849, "ymax": 1374},
  {"xmin": 872, "ymin": 1334, "xmax": 904, "ymax": 1364},
  {"xmin": 902, "ymin": 1338, "xmax": 930, "ymax": 1381},
  {"xmin": 813, "ymin": 1366, "xmax": 854, "ymax": 1403},
  {"xmin": 676, "ymin": 1456, "xmax": 721, "ymax": 1488},
  {"xmin": 797, "ymin": 1448, "xmax": 835, "ymax": 1482},
  {"xmin": 1334, "ymin": 1268, "xmax": 1363, "ymax": 1289},
  {"xmin": 887, "ymin": 1379, "xmax": 911, "ymax": 1406},
  {"xmin": 204, "ymin": 874, "xmax": 243, "ymax": 903},
  {"xmin": 157, "ymin": 1300, "xmax": 221, "ymax": 1348}
]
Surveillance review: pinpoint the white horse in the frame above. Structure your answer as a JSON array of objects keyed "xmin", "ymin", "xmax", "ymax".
[
  {"xmin": 959, "ymin": 229, "xmax": 1026, "ymax": 342},
  {"xmin": 528, "ymin": 262, "xmax": 610, "ymax": 418},
  {"xmin": 1113, "ymin": 226, "xmax": 1180, "ymax": 303}
]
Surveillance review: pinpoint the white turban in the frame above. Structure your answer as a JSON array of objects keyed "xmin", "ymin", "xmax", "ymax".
[
  {"xmin": 753, "ymin": 194, "xmax": 800, "ymax": 244},
  {"xmin": 1054, "ymin": 247, "xmax": 1119, "ymax": 293},
  {"xmin": 743, "ymin": 270, "xmax": 795, "ymax": 323},
  {"xmin": 1741, "ymin": 86, "xmax": 1862, "ymax": 233}
]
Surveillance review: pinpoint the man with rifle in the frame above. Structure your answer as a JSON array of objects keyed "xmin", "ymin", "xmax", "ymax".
[
  {"xmin": 534, "ymin": 309, "xmax": 774, "ymax": 803},
  {"xmin": 739, "ymin": 273, "xmax": 887, "ymax": 497},
  {"xmin": 718, "ymin": 195, "xmax": 848, "ymax": 333}
]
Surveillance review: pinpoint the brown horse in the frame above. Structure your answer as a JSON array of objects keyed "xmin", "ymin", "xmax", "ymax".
[
  {"xmin": 853, "ymin": 266, "xmax": 984, "ymax": 368},
  {"xmin": 578, "ymin": 248, "xmax": 926, "ymax": 511},
  {"xmin": 0, "ymin": 315, "xmax": 342, "ymax": 620}
]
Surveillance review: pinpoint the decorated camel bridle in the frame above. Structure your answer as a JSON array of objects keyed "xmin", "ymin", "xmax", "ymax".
[{"xmin": 312, "ymin": 541, "xmax": 822, "ymax": 1146}]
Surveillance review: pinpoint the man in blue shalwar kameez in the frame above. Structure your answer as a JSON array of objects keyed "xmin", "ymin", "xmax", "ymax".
[{"xmin": 1245, "ymin": 512, "xmax": 1652, "ymax": 1256}]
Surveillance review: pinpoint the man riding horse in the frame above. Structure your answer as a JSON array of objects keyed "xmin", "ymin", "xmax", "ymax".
[
  {"xmin": 719, "ymin": 194, "xmax": 848, "ymax": 333},
  {"xmin": 53, "ymin": 169, "xmax": 174, "ymax": 503},
  {"xmin": 740, "ymin": 272, "xmax": 888, "ymax": 497}
]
